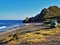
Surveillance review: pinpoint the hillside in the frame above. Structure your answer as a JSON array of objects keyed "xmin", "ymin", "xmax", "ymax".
[{"xmin": 23, "ymin": 6, "xmax": 60, "ymax": 23}]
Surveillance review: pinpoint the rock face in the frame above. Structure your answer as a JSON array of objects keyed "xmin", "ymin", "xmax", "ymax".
[
  {"xmin": 23, "ymin": 17, "xmax": 30, "ymax": 23},
  {"xmin": 23, "ymin": 6, "xmax": 60, "ymax": 23}
]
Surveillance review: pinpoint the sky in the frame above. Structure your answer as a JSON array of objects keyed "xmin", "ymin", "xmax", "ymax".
[{"xmin": 0, "ymin": 0, "xmax": 60, "ymax": 20}]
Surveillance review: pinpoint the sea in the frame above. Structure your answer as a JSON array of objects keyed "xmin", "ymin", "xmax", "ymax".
[{"xmin": 0, "ymin": 20, "xmax": 23, "ymax": 32}]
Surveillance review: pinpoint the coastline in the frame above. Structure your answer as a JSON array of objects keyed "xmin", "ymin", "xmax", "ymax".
[
  {"xmin": 0, "ymin": 23, "xmax": 46, "ymax": 39},
  {"xmin": 0, "ymin": 23, "xmax": 60, "ymax": 45}
]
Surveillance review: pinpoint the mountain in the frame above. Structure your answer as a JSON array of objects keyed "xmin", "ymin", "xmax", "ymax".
[{"xmin": 23, "ymin": 6, "xmax": 60, "ymax": 23}]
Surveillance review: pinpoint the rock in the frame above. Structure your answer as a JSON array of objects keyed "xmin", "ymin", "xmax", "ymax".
[
  {"xmin": 23, "ymin": 6, "xmax": 60, "ymax": 23},
  {"xmin": 23, "ymin": 17, "xmax": 30, "ymax": 23}
]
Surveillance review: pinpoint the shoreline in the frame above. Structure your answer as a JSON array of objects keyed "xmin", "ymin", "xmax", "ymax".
[
  {"xmin": 0, "ymin": 23, "xmax": 60, "ymax": 45},
  {"xmin": 0, "ymin": 23, "xmax": 44, "ymax": 33},
  {"xmin": 0, "ymin": 23, "xmax": 46, "ymax": 39}
]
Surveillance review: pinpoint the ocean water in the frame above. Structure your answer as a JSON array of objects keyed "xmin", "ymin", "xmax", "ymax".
[{"xmin": 0, "ymin": 20, "xmax": 23, "ymax": 32}]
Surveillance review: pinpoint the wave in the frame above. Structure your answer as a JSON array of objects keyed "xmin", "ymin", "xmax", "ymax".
[
  {"xmin": 0, "ymin": 26, "xmax": 6, "ymax": 29},
  {"xmin": 0, "ymin": 23, "xmax": 24, "ymax": 32}
]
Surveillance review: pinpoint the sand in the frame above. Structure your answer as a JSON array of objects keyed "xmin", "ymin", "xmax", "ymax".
[
  {"xmin": 0, "ymin": 23, "xmax": 59, "ymax": 45},
  {"xmin": 0, "ymin": 23, "xmax": 47, "ymax": 39}
]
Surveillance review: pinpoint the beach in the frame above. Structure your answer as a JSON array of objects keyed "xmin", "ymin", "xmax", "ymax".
[
  {"xmin": 0, "ymin": 23, "xmax": 60, "ymax": 45},
  {"xmin": 0, "ymin": 23, "xmax": 45, "ymax": 39}
]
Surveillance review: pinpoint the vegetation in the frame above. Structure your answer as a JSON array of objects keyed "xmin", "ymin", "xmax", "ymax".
[
  {"xmin": 23, "ymin": 6, "xmax": 60, "ymax": 23},
  {"xmin": 1, "ymin": 28, "xmax": 60, "ymax": 45}
]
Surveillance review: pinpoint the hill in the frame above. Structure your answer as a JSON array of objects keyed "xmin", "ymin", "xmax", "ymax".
[{"xmin": 23, "ymin": 6, "xmax": 60, "ymax": 23}]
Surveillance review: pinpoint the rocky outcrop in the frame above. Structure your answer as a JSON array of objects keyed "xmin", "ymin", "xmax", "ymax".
[
  {"xmin": 23, "ymin": 6, "xmax": 60, "ymax": 23},
  {"xmin": 23, "ymin": 17, "xmax": 30, "ymax": 23}
]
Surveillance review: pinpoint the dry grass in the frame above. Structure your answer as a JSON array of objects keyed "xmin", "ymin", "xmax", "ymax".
[{"xmin": 1, "ymin": 28, "xmax": 60, "ymax": 45}]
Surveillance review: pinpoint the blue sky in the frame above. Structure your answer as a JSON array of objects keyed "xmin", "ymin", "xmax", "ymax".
[{"xmin": 0, "ymin": 0, "xmax": 60, "ymax": 20}]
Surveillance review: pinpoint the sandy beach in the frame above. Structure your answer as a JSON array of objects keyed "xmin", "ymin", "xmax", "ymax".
[
  {"xmin": 0, "ymin": 23, "xmax": 47, "ymax": 39},
  {"xmin": 0, "ymin": 23, "xmax": 45, "ymax": 33},
  {"xmin": 0, "ymin": 23, "xmax": 60, "ymax": 45}
]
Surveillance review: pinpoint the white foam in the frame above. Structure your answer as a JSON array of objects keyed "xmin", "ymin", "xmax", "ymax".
[{"xmin": 0, "ymin": 26, "xmax": 6, "ymax": 29}]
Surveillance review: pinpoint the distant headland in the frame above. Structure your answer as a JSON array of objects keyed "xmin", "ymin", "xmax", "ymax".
[{"xmin": 23, "ymin": 6, "xmax": 60, "ymax": 23}]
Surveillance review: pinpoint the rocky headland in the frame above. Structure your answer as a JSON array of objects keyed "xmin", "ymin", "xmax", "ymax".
[{"xmin": 23, "ymin": 6, "xmax": 60, "ymax": 23}]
